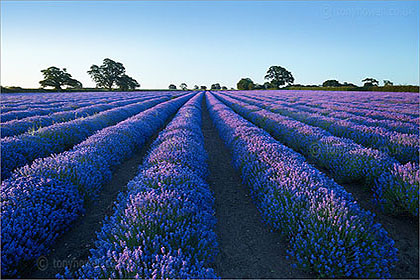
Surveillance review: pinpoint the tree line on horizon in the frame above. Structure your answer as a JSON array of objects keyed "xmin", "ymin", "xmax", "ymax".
[
  {"xmin": 236, "ymin": 66, "xmax": 399, "ymax": 90},
  {"xmin": 12, "ymin": 58, "xmax": 415, "ymax": 92}
]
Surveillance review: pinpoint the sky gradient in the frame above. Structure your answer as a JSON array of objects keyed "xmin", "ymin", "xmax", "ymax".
[{"xmin": 1, "ymin": 0, "xmax": 419, "ymax": 89}]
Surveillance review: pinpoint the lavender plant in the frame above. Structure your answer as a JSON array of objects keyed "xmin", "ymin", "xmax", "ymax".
[
  {"xmin": 67, "ymin": 93, "xmax": 218, "ymax": 279},
  {"xmin": 206, "ymin": 93, "xmax": 398, "ymax": 278},
  {"xmin": 0, "ymin": 94, "xmax": 193, "ymax": 277}
]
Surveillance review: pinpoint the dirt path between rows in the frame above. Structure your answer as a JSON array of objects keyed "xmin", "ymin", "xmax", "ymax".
[
  {"xmin": 201, "ymin": 97, "xmax": 313, "ymax": 279},
  {"xmin": 26, "ymin": 123, "xmax": 170, "ymax": 279}
]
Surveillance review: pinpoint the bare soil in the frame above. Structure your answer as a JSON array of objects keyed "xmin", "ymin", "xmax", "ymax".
[{"xmin": 201, "ymin": 98, "xmax": 313, "ymax": 279}]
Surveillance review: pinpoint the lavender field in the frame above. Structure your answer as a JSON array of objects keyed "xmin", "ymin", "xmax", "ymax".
[{"xmin": 1, "ymin": 90, "xmax": 418, "ymax": 279}]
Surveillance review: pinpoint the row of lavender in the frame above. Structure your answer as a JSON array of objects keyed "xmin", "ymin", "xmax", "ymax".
[
  {"xmin": 0, "ymin": 91, "xmax": 181, "ymax": 123},
  {"xmin": 1, "ymin": 92, "xmax": 147, "ymax": 122},
  {"xmin": 1, "ymin": 91, "xmax": 126, "ymax": 110},
  {"xmin": 293, "ymin": 103, "xmax": 418, "ymax": 135},
  {"xmin": 1, "ymin": 94, "xmax": 171, "ymax": 138},
  {"xmin": 214, "ymin": 93, "xmax": 419, "ymax": 217},
  {"xmin": 1, "ymin": 91, "xmax": 157, "ymax": 114},
  {"xmin": 63, "ymin": 93, "xmax": 218, "ymax": 279},
  {"xmin": 1, "ymin": 91, "xmax": 114, "ymax": 113},
  {"xmin": 221, "ymin": 91, "xmax": 418, "ymax": 163},
  {"xmin": 207, "ymin": 93, "xmax": 398, "ymax": 278},
  {"xmin": 1, "ymin": 96, "xmax": 169, "ymax": 180},
  {"xmin": 234, "ymin": 90, "xmax": 419, "ymax": 127},
  {"xmin": 242, "ymin": 90, "xmax": 419, "ymax": 122},
  {"xmin": 242, "ymin": 91, "xmax": 419, "ymax": 135},
  {"xmin": 254, "ymin": 95, "xmax": 420, "ymax": 135},
  {"xmin": 1, "ymin": 94, "xmax": 193, "ymax": 277}
]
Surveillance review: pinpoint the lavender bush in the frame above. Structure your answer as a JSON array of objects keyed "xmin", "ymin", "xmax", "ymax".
[
  {"xmin": 222, "ymin": 91, "xmax": 418, "ymax": 163},
  {"xmin": 206, "ymin": 92, "xmax": 398, "ymax": 278},
  {"xmin": 215, "ymin": 93, "xmax": 419, "ymax": 217},
  {"xmin": 1, "ymin": 97, "xmax": 168, "ymax": 180},
  {"xmin": 1, "ymin": 95, "xmax": 170, "ymax": 137},
  {"xmin": 0, "ymin": 94, "xmax": 192, "ymax": 277},
  {"xmin": 67, "ymin": 93, "xmax": 218, "ymax": 279}
]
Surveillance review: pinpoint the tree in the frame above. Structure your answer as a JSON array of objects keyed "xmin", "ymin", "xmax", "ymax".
[
  {"xmin": 169, "ymin": 84, "xmax": 177, "ymax": 90},
  {"xmin": 322, "ymin": 80, "xmax": 341, "ymax": 87},
  {"xmin": 211, "ymin": 83, "xmax": 221, "ymax": 90},
  {"xmin": 384, "ymin": 80, "xmax": 393, "ymax": 86},
  {"xmin": 264, "ymin": 66, "xmax": 294, "ymax": 88},
  {"xmin": 343, "ymin": 82, "xmax": 357, "ymax": 87},
  {"xmin": 39, "ymin": 66, "xmax": 82, "ymax": 90},
  {"xmin": 362, "ymin": 78, "xmax": 379, "ymax": 87},
  {"xmin": 116, "ymin": 74, "xmax": 140, "ymax": 91},
  {"xmin": 194, "ymin": 85, "xmax": 199, "ymax": 90},
  {"xmin": 200, "ymin": 86, "xmax": 207, "ymax": 90},
  {"xmin": 263, "ymin": 82, "xmax": 272, "ymax": 89},
  {"xmin": 253, "ymin": 84, "xmax": 265, "ymax": 90},
  {"xmin": 180, "ymin": 83, "xmax": 188, "ymax": 90},
  {"xmin": 221, "ymin": 86, "xmax": 228, "ymax": 90},
  {"xmin": 237, "ymin": 78, "xmax": 255, "ymax": 90},
  {"xmin": 87, "ymin": 58, "xmax": 139, "ymax": 90}
]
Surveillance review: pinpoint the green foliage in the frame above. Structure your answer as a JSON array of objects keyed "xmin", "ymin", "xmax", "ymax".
[
  {"xmin": 87, "ymin": 58, "xmax": 139, "ymax": 90},
  {"xmin": 180, "ymin": 83, "xmax": 188, "ymax": 90},
  {"xmin": 321, "ymin": 80, "xmax": 357, "ymax": 88},
  {"xmin": 211, "ymin": 83, "xmax": 221, "ymax": 90},
  {"xmin": 168, "ymin": 84, "xmax": 177, "ymax": 90},
  {"xmin": 237, "ymin": 78, "xmax": 255, "ymax": 90},
  {"xmin": 116, "ymin": 74, "xmax": 140, "ymax": 91},
  {"xmin": 285, "ymin": 85, "xmax": 419, "ymax": 92},
  {"xmin": 322, "ymin": 80, "xmax": 341, "ymax": 87},
  {"xmin": 39, "ymin": 67, "xmax": 82, "ymax": 90},
  {"xmin": 200, "ymin": 85, "xmax": 207, "ymax": 90},
  {"xmin": 265, "ymin": 66, "xmax": 294, "ymax": 88},
  {"xmin": 383, "ymin": 80, "xmax": 393, "ymax": 86},
  {"xmin": 362, "ymin": 77, "xmax": 379, "ymax": 87},
  {"xmin": 253, "ymin": 84, "xmax": 265, "ymax": 90}
]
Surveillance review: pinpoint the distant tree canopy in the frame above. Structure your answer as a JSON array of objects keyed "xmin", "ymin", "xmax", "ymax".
[
  {"xmin": 87, "ymin": 58, "xmax": 139, "ymax": 90},
  {"xmin": 180, "ymin": 83, "xmax": 188, "ymax": 90},
  {"xmin": 265, "ymin": 66, "xmax": 294, "ymax": 88},
  {"xmin": 321, "ymin": 80, "xmax": 358, "ymax": 88},
  {"xmin": 383, "ymin": 80, "xmax": 393, "ymax": 86},
  {"xmin": 342, "ymin": 82, "xmax": 357, "ymax": 87},
  {"xmin": 237, "ymin": 78, "xmax": 255, "ymax": 90},
  {"xmin": 253, "ymin": 83, "xmax": 266, "ymax": 90},
  {"xmin": 221, "ymin": 86, "xmax": 228, "ymax": 90},
  {"xmin": 194, "ymin": 85, "xmax": 199, "ymax": 90},
  {"xmin": 39, "ymin": 67, "xmax": 82, "ymax": 91},
  {"xmin": 116, "ymin": 74, "xmax": 140, "ymax": 91},
  {"xmin": 322, "ymin": 80, "xmax": 341, "ymax": 87},
  {"xmin": 362, "ymin": 78, "xmax": 379, "ymax": 87},
  {"xmin": 169, "ymin": 84, "xmax": 177, "ymax": 90},
  {"xmin": 211, "ymin": 83, "xmax": 221, "ymax": 90},
  {"xmin": 200, "ymin": 85, "xmax": 207, "ymax": 90},
  {"xmin": 263, "ymin": 82, "xmax": 272, "ymax": 89}
]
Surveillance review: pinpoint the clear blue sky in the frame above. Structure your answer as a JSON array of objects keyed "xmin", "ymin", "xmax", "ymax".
[{"xmin": 1, "ymin": 0, "xmax": 419, "ymax": 89}]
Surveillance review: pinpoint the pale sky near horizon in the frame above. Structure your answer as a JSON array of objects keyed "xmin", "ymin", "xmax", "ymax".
[{"xmin": 1, "ymin": 0, "xmax": 419, "ymax": 89}]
